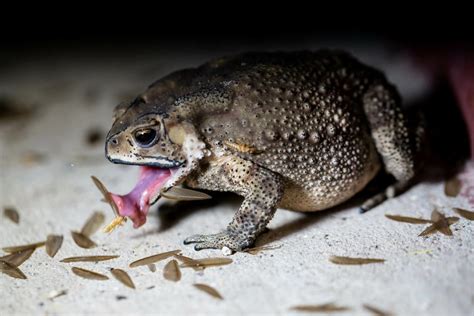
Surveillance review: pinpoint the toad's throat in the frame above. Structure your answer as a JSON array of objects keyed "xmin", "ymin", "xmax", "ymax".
[{"xmin": 110, "ymin": 166, "xmax": 176, "ymax": 228}]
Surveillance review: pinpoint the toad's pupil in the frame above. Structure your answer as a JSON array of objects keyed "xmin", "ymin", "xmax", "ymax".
[{"xmin": 134, "ymin": 129, "xmax": 157, "ymax": 147}]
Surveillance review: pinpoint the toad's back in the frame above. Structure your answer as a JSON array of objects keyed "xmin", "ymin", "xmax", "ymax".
[{"xmin": 180, "ymin": 51, "xmax": 388, "ymax": 211}]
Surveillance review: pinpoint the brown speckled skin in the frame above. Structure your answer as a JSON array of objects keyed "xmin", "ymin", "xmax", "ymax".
[{"xmin": 106, "ymin": 50, "xmax": 418, "ymax": 251}]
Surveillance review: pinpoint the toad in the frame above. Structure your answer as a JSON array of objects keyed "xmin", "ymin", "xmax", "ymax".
[{"xmin": 105, "ymin": 50, "xmax": 420, "ymax": 251}]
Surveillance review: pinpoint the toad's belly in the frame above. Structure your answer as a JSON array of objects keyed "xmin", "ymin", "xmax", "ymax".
[{"xmin": 278, "ymin": 147, "xmax": 381, "ymax": 212}]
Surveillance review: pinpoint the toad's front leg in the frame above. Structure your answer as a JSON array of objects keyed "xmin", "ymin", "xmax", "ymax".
[{"xmin": 184, "ymin": 156, "xmax": 284, "ymax": 251}]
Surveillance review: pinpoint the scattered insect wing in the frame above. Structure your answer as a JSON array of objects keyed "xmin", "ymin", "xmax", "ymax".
[
  {"xmin": 81, "ymin": 212, "xmax": 105, "ymax": 237},
  {"xmin": 3, "ymin": 207, "xmax": 19, "ymax": 224},
  {"xmin": 329, "ymin": 255, "xmax": 385, "ymax": 265},
  {"xmin": 60, "ymin": 255, "xmax": 119, "ymax": 263},
  {"xmin": 0, "ymin": 260, "xmax": 27, "ymax": 279},
  {"xmin": 385, "ymin": 214, "xmax": 432, "ymax": 224},
  {"xmin": 0, "ymin": 248, "xmax": 35, "ymax": 266},
  {"xmin": 163, "ymin": 260, "xmax": 181, "ymax": 282},
  {"xmin": 46, "ymin": 235, "xmax": 64, "ymax": 258},
  {"xmin": 71, "ymin": 267, "xmax": 109, "ymax": 280},
  {"xmin": 444, "ymin": 176, "xmax": 462, "ymax": 197},
  {"xmin": 290, "ymin": 303, "xmax": 349, "ymax": 312},
  {"xmin": 71, "ymin": 231, "xmax": 97, "ymax": 249},
  {"xmin": 111, "ymin": 268, "xmax": 135, "ymax": 289},
  {"xmin": 193, "ymin": 283, "xmax": 223, "ymax": 300},
  {"xmin": 453, "ymin": 208, "xmax": 474, "ymax": 220},
  {"xmin": 2, "ymin": 241, "xmax": 46, "ymax": 253},
  {"xmin": 129, "ymin": 250, "xmax": 181, "ymax": 268}
]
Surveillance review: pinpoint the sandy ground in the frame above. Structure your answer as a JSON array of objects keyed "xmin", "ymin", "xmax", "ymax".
[{"xmin": 1, "ymin": 43, "xmax": 473, "ymax": 316}]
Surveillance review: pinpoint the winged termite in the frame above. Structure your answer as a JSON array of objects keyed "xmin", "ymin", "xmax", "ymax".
[{"xmin": 103, "ymin": 217, "xmax": 127, "ymax": 233}]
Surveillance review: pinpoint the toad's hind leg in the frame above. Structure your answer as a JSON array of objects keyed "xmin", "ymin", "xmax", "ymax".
[{"xmin": 360, "ymin": 83, "xmax": 417, "ymax": 212}]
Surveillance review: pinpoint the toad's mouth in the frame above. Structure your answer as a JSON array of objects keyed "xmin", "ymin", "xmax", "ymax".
[{"xmin": 109, "ymin": 166, "xmax": 179, "ymax": 228}]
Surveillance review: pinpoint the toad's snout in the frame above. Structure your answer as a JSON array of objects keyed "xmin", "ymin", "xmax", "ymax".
[{"xmin": 105, "ymin": 134, "xmax": 129, "ymax": 163}]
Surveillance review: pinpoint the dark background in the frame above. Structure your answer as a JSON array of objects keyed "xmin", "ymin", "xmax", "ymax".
[{"xmin": 1, "ymin": 6, "xmax": 472, "ymax": 54}]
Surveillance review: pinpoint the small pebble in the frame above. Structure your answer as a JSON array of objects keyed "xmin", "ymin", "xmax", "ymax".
[{"xmin": 221, "ymin": 246, "xmax": 233, "ymax": 256}]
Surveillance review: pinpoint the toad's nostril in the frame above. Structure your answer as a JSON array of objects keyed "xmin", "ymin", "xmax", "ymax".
[{"xmin": 110, "ymin": 137, "xmax": 119, "ymax": 145}]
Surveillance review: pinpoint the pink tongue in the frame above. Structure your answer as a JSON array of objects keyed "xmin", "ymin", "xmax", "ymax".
[{"xmin": 110, "ymin": 166, "xmax": 172, "ymax": 228}]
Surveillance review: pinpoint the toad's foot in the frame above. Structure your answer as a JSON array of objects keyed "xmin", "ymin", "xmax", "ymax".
[
  {"xmin": 359, "ymin": 179, "xmax": 412, "ymax": 213},
  {"xmin": 183, "ymin": 230, "xmax": 254, "ymax": 251}
]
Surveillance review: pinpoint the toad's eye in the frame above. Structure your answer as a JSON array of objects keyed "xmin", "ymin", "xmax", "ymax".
[{"xmin": 134, "ymin": 128, "xmax": 158, "ymax": 147}]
